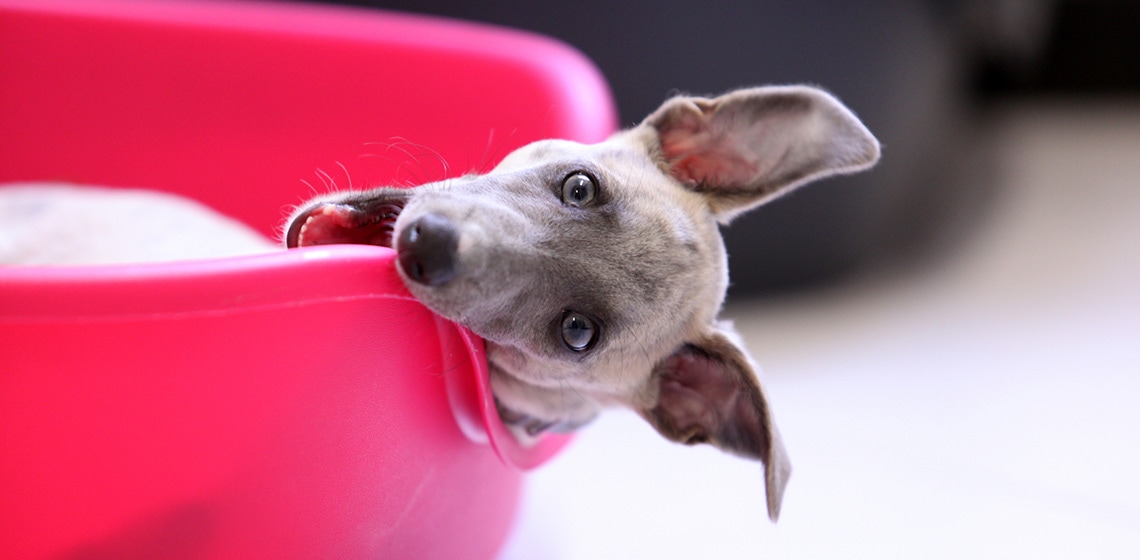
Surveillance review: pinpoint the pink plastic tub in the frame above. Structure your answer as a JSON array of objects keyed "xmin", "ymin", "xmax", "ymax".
[{"xmin": 0, "ymin": 1, "xmax": 616, "ymax": 558}]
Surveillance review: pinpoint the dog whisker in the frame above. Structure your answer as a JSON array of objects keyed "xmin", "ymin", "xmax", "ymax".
[
  {"xmin": 299, "ymin": 178, "xmax": 319, "ymax": 197},
  {"xmin": 335, "ymin": 161, "xmax": 353, "ymax": 190},
  {"xmin": 476, "ymin": 127, "xmax": 520, "ymax": 174},
  {"xmin": 378, "ymin": 137, "xmax": 451, "ymax": 185}
]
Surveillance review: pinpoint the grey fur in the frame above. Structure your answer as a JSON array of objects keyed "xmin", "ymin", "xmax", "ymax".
[{"xmin": 289, "ymin": 85, "xmax": 880, "ymax": 521}]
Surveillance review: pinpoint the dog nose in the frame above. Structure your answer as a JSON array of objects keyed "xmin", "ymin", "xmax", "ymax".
[{"xmin": 397, "ymin": 213, "xmax": 459, "ymax": 286}]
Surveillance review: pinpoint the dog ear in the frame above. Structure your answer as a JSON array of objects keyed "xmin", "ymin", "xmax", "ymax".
[
  {"xmin": 640, "ymin": 325, "xmax": 791, "ymax": 521},
  {"xmin": 643, "ymin": 85, "xmax": 880, "ymax": 222}
]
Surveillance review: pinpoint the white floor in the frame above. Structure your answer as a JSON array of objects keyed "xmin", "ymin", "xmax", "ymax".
[{"xmin": 498, "ymin": 101, "xmax": 1140, "ymax": 559}]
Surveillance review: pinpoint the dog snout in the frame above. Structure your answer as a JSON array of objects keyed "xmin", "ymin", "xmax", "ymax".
[{"xmin": 397, "ymin": 212, "xmax": 459, "ymax": 286}]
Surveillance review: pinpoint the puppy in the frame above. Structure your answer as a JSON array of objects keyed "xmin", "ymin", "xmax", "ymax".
[{"xmin": 287, "ymin": 85, "xmax": 881, "ymax": 520}]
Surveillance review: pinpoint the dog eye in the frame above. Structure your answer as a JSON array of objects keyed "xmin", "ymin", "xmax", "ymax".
[
  {"xmin": 561, "ymin": 172, "xmax": 596, "ymax": 207},
  {"xmin": 560, "ymin": 310, "xmax": 598, "ymax": 352}
]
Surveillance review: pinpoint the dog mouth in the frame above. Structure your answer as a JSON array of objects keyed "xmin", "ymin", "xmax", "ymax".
[{"xmin": 286, "ymin": 200, "xmax": 405, "ymax": 249}]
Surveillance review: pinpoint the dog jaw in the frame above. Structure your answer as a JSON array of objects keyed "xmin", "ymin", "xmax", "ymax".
[{"xmin": 285, "ymin": 190, "xmax": 408, "ymax": 249}]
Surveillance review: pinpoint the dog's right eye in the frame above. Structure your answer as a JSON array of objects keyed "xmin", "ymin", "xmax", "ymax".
[
  {"xmin": 560, "ymin": 310, "xmax": 598, "ymax": 352},
  {"xmin": 561, "ymin": 172, "xmax": 597, "ymax": 207}
]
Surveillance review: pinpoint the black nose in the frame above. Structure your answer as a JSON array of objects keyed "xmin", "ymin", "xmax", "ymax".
[{"xmin": 397, "ymin": 213, "xmax": 459, "ymax": 286}]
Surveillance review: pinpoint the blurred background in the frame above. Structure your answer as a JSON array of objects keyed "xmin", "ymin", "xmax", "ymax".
[
  {"xmin": 311, "ymin": 0, "xmax": 1138, "ymax": 298},
  {"xmin": 297, "ymin": 0, "xmax": 1140, "ymax": 558}
]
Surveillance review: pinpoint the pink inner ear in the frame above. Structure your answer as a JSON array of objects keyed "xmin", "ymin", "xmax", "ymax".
[
  {"xmin": 659, "ymin": 128, "xmax": 760, "ymax": 189},
  {"xmin": 657, "ymin": 350, "xmax": 742, "ymax": 432},
  {"xmin": 654, "ymin": 346, "xmax": 771, "ymax": 459},
  {"xmin": 657, "ymin": 377, "xmax": 717, "ymax": 431}
]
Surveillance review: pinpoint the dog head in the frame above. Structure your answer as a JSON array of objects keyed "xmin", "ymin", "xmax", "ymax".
[{"xmin": 287, "ymin": 85, "xmax": 879, "ymax": 520}]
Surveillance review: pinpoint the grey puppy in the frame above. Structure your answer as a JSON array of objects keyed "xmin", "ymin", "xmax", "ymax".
[{"xmin": 287, "ymin": 85, "xmax": 881, "ymax": 520}]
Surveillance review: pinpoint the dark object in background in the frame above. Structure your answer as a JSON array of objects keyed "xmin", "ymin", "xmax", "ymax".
[
  {"xmin": 303, "ymin": 0, "xmax": 1134, "ymax": 298},
  {"xmin": 974, "ymin": 0, "xmax": 1140, "ymax": 95}
]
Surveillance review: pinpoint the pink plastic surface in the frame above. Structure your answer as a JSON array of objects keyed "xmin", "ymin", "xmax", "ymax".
[{"xmin": 0, "ymin": 1, "xmax": 617, "ymax": 558}]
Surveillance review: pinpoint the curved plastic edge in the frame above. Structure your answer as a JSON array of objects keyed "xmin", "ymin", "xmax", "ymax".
[
  {"xmin": 1, "ymin": 246, "xmax": 573, "ymax": 470},
  {"xmin": 0, "ymin": 246, "xmax": 411, "ymax": 320},
  {"xmin": 0, "ymin": 0, "xmax": 618, "ymax": 145},
  {"xmin": 453, "ymin": 324, "xmax": 575, "ymax": 471}
]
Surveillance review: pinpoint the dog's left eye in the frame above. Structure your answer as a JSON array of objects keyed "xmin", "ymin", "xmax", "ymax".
[
  {"xmin": 561, "ymin": 172, "xmax": 597, "ymax": 207},
  {"xmin": 560, "ymin": 310, "xmax": 598, "ymax": 352}
]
